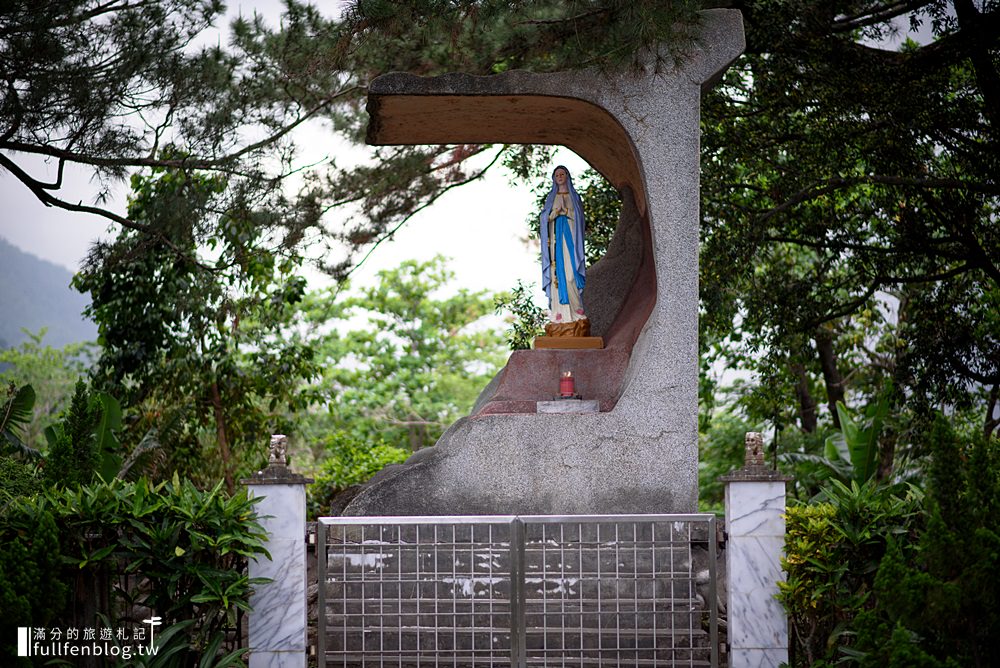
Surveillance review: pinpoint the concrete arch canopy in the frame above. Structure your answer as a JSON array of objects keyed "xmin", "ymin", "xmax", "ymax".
[{"xmin": 344, "ymin": 9, "xmax": 745, "ymax": 516}]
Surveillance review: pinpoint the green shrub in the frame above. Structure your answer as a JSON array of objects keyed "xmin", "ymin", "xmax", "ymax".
[
  {"xmin": 43, "ymin": 378, "xmax": 123, "ymax": 487},
  {"xmin": 698, "ymin": 411, "xmax": 756, "ymax": 512},
  {"xmin": 494, "ymin": 280, "xmax": 546, "ymax": 350},
  {"xmin": 0, "ymin": 455, "xmax": 37, "ymax": 498},
  {"xmin": 780, "ymin": 417, "xmax": 1000, "ymax": 667},
  {"xmin": 0, "ymin": 475, "xmax": 268, "ymax": 666},
  {"xmin": 849, "ymin": 420, "xmax": 1000, "ymax": 667},
  {"xmin": 778, "ymin": 480, "xmax": 922, "ymax": 666},
  {"xmin": 43, "ymin": 379, "xmax": 101, "ymax": 486},
  {"xmin": 0, "ymin": 504, "xmax": 67, "ymax": 636},
  {"xmin": 308, "ymin": 431, "xmax": 409, "ymax": 518}
]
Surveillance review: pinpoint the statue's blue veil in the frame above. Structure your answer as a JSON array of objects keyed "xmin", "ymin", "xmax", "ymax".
[{"xmin": 539, "ymin": 166, "xmax": 587, "ymax": 301}]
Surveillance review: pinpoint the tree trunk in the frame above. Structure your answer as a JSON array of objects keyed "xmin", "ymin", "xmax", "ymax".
[
  {"xmin": 953, "ymin": 0, "xmax": 1000, "ymax": 136},
  {"xmin": 408, "ymin": 422, "xmax": 425, "ymax": 452},
  {"xmin": 210, "ymin": 380, "xmax": 235, "ymax": 495},
  {"xmin": 792, "ymin": 362, "xmax": 818, "ymax": 433},
  {"xmin": 815, "ymin": 328, "xmax": 846, "ymax": 428},
  {"xmin": 876, "ymin": 291, "xmax": 910, "ymax": 482},
  {"xmin": 985, "ymin": 384, "xmax": 999, "ymax": 440}
]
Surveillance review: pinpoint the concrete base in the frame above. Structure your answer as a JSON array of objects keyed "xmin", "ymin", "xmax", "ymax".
[
  {"xmin": 536, "ymin": 399, "xmax": 600, "ymax": 413},
  {"xmin": 344, "ymin": 412, "xmax": 698, "ymax": 515}
]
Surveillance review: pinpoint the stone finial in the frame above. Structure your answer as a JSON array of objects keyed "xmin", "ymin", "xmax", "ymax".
[
  {"xmin": 745, "ymin": 431, "xmax": 766, "ymax": 468},
  {"xmin": 269, "ymin": 434, "xmax": 288, "ymax": 467},
  {"xmin": 241, "ymin": 434, "xmax": 313, "ymax": 486},
  {"xmin": 718, "ymin": 431, "xmax": 791, "ymax": 483}
]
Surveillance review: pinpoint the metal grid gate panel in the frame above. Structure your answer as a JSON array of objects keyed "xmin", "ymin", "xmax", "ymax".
[{"xmin": 317, "ymin": 515, "xmax": 718, "ymax": 668}]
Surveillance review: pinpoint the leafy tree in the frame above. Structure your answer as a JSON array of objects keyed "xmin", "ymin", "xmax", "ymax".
[
  {"xmin": 0, "ymin": 475, "xmax": 267, "ymax": 666},
  {"xmin": 7, "ymin": 0, "xmax": 997, "ymax": 489},
  {"xmin": 0, "ymin": 455, "xmax": 37, "ymax": 500},
  {"xmin": 779, "ymin": 479, "xmax": 924, "ymax": 666},
  {"xmin": 341, "ymin": 1, "xmax": 702, "ymax": 75},
  {"xmin": 299, "ymin": 256, "xmax": 506, "ymax": 454},
  {"xmin": 700, "ymin": 0, "xmax": 1000, "ymax": 479},
  {"xmin": 698, "ymin": 409, "xmax": 759, "ymax": 511},
  {"xmin": 494, "ymin": 280, "xmax": 547, "ymax": 350},
  {"xmin": 2, "ymin": 1, "xmax": 702, "ymax": 288},
  {"xmin": 781, "ymin": 418, "xmax": 999, "ymax": 667},
  {"xmin": 73, "ymin": 166, "xmax": 319, "ymax": 491},
  {"xmin": 853, "ymin": 418, "xmax": 1000, "ymax": 667},
  {"xmin": 307, "ymin": 431, "xmax": 410, "ymax": 518},
  {"xmin": 0, "ymin": 330, "xmax": 92, "ymax": 452},
  {"xmin": 43, "ymin": 380, "xmax": 101, "ymax": 487},
  {"xmin": 0, "ymin": 505, "xmax": 67, "ymax": 662},
  {"xmin": 1, "ymin": 1, "xmax": 339, "ymax": 249},
  {"xmin": 43, "ymin": 379, "xmax": 123, "ymax": 487}
]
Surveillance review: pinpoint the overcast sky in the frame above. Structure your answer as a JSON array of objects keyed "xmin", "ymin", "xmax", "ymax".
[
  {"xmin": 0, "ymin": 0, "xmax": 594, "ymax": 305},
  {"xmin": 1, "ymin": 3, "xmax": 934, "ymax": 298},
  {"xmin": 0, "ymin": 142, "xmax": 594, "ymax": 306}
]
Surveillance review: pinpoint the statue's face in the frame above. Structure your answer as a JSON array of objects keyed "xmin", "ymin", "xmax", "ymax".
[{"xmin": 553, "ymin": 168, "xmax": 568, "ymax": 187}]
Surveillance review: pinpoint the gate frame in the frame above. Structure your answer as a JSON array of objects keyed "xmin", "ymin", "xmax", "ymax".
[{"xmin": 316, "ymin": 513, "xmax": 719, "ymax": 668}]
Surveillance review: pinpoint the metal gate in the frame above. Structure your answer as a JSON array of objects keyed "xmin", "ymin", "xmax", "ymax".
[{"xmin": 316, "ymin": 514, "xmax": 719, "ymax": 667}]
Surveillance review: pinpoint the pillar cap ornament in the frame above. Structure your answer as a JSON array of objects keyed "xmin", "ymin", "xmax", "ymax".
[
  {"xmin": 718, "ymin": 432, "xmax": 793, "ymax": 482},
  {"xmin": 241, "ymin": 434, "xmax": 313, "ymax": 485}
]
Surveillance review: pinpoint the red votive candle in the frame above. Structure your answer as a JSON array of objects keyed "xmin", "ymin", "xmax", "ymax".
[{"xmin": 559, "ymin": 371, "xmax": 575, "ymax": 398}]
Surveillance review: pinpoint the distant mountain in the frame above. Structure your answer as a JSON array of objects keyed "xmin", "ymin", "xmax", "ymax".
[{"xmin": 0, "ymin": 237, "xmax": 97, "ymax": 348}]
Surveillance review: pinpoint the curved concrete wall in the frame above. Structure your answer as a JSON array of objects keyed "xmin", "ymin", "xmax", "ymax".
[{"xmin": 344, "ymin": 9, "xmax": 745, "ymax": 516}]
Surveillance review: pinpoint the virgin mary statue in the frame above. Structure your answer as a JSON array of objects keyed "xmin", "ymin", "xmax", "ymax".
[{"xmin": 539, "ymin": 165, "xmax": 590, "ymax": 337}]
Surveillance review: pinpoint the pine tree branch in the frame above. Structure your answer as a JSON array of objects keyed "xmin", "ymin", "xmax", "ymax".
[
  {"xmin": 802, "ymin": 283, "xmax": 879, "ymax": 330},
  {"xmin": 0, "ymin": 151, "xmax": 219, "ymax": 274},
  {"xmin": 830, "ymin": 1, "xmax": 927, "ymax": 34},
  {"xmin": 343, "ymin": 146, "xmax": 506, "ymax": 279},
  {"xmin": 0, "ymin": 86, "xmax": 364, "ymax": 173},
  {"xmin": 0, "ymin": 151, "xmax": 148, "ymax": 233},
  {"xmin": 515, "ymin": 8, "xmax": 607, "ymax": 26},
  {"xmin": 953, "ymin": 357, "xmax": 1000, "ymax": 385},
  {"xmin": 764, "ymin": 234, "xmax": 964, "ymax": 254}
]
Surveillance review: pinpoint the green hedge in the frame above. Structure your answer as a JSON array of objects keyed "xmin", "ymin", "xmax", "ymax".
[
  {"xmin": 779, "ymin": 420, "xmax": 1000, "ymax": 667},
  {"xmin": 307, "ymin": 431, "xmax": 409, "ymax": 518},
  {"xmin": 779, "ymin": 480, "xmax": 922, "ymax": 667},
  {"xmin": 0, "ymin": 475, "xmax": 269, "ymax": 667}
]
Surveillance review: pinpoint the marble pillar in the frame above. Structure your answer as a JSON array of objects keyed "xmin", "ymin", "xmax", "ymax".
[
  {"xmin": 720, "ymin": 432, "xmax": 792, "ymax": 668},
  {"xmin": 243, "ymin": 436, "xmax": 312, "ymax": 668}
]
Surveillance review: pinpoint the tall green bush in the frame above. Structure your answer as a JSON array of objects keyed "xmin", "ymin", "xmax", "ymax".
[
  {"xmin": 494, "ymin": 280, "xmax": 547, "ymax": 351},
  {"xmin": 0, "ymin": 455, "xmax": 37, "ymax": 498},
  {"xmin": 780, "ymin": 418, "xmax": 999, "ymax": 667},
  {"xmin": 698, "ymin": 410, "xmax": 757, "ymax": 512},
  {"xmin": 0, "ymin": 503, "xmax": 67, "ymax": 633},
  {"xmin": 850, "ymin": 421, "xmax": 1000, "ymax": 667},
  {"xmin": 779, "ymin": 480, "xmax": 922, "ymax": 666},
  {"xmin": 0, "ymin": 475, "xmax": 269, "ymax": 666},
  {"xmin": 307, "ymin": 431, "xmax": 409, "ymax": 518},
  {"xmin": 43, "ymin": 379, "xmax": 123, "ymax": 487}
]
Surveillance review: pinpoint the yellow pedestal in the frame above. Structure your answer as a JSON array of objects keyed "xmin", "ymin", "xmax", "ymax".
[{"xmin": 533, "ymin": 336, "xmax": 605, "ymax": 350}]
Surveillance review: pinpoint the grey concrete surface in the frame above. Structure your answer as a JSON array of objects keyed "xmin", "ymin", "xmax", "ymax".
[{"xmin": 343, "ymin": 9, "xmax": 745, "ymax": 517}]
